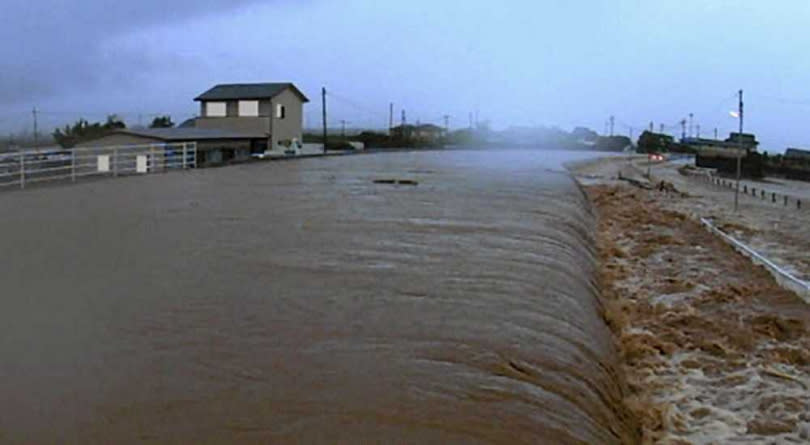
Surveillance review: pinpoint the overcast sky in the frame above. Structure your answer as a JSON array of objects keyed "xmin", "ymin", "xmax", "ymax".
[{"xmin": 2, "ymin": 0, "xmax": 809, "ymax": 151}]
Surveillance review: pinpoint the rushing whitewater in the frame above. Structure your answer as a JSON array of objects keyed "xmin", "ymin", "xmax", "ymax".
[{"xmin": 0, "ymin": 150, "xmax": 636, "ymax": 443}]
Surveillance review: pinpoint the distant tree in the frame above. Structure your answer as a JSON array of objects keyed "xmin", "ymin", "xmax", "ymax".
[
  {"xmin": 446, "ymin": 129, "xmax": 476, "ymax": 145},
  {"xmin": 594, "ymin": 135, "xmax": 633, "ymax": 152},
  {"xmin": 149, "ymin": 115, "xmax": 175, "ymax": 128},
  {"xmin": 52, "ymin": 115, "xmax": 127, "ymax": 148},
  {"xmin": 571, "ymin": 126, "xmax": 598, "ymax": 142},
  {"xmin": 636, "ymin": 130, "xmax": 674, "ymax": 153},
  {"xmin": 103, "ymin": 114, "xmax": 126, "ymax": 130}
]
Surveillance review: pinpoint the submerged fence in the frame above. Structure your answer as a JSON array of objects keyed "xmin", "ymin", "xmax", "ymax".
[{"xmin": 0, "ymin": 142, "xmax": 197, "ymax": 190}]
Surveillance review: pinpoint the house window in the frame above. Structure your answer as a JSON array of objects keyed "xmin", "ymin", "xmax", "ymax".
[
  {"xmin": 206, "ymin": 102, "xmax": 226, "ymax": 117},
  {"xmin": 238, "ymin": 100, "xmax": 259, "ymax": 117},
  {"xmin": 276, "ymin": 104, "xmax": 286, "ymax": 119}
]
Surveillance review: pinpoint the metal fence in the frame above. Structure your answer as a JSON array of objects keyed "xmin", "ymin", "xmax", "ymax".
[
  {"xmin": 687, "ymin": 171, "xmax": 805, "ymax": 211},
  {"xmin": 0, "ymin": 142, "xmax": 197, "ymax": 190}
]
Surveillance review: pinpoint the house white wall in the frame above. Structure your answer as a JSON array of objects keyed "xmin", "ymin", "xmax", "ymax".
[{"xmin": 269, "ymin": 88, "xmax": 305, "ymax": 151}]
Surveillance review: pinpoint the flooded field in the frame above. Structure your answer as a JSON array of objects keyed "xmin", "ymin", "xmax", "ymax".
[{"xmin": 0, "ymin": 150, "xmax": 636, "ymax": 443}]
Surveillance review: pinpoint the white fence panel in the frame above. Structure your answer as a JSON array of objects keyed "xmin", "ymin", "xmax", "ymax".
[
  {"xmin": 0, "ymin": 142, "xmax": 197, "ymax": 191},
  {"xmin": 136, "ymin": 155, "xmax": 148, "ymax": 173},
  {"xmin": 97, "ymin": 155, "xmax": 110, "ymax": 172}
]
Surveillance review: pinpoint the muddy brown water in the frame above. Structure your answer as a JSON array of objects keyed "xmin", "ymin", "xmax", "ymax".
[{"xmin": 0, "ymin": 150, "xmax": 633, "ymax": 443}]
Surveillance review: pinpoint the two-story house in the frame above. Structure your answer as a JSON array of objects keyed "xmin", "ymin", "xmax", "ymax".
[
  {"xmin": 194, "ymin": 82, "xmax": 309, "ymax": 153},
  {"xmin": 76, "ymin": 82, "xmax": 309, "ymax": 166}
]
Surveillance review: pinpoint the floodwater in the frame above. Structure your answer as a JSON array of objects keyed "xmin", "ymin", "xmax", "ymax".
[{"xmin": 0, "ymin": 150, "xmax": 635, "ymax": 444}]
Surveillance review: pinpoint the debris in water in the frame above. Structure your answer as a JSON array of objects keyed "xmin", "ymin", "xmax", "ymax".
[{"xmin": 373, "ymin": 178, "xmax": 419, "ymax": 186}]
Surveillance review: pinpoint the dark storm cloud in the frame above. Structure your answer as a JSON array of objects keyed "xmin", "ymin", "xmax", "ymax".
[{"xmin": 0, "ymin": 0, "xmax": 261, "ymax": 104}]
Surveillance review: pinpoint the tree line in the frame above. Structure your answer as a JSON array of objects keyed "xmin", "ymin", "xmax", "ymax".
[{"xmin": 52, "ymin": 115, "xmax": 174, "ymax": 148}]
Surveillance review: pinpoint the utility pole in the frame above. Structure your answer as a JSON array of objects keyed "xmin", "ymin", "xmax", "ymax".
[
  {"xmin": 321, "ymin": 87, "xmax": 327, "ymax": 153},
  {"xmin": 714, "ymin": 127, "xmax": 718, "ymax": 140},
  {"xmin": 734, "ymin": 89, "xmax": 744, "ymax": 212},
  {"xmin": 688, "ymin": 113, "xmax": 694, "ymax": 138},
  {"xmin": 680, "ymin": 119, "xmax": 687, "ymax": 141},
  {"xmin": 32, "ymin": 107, "xmax": 38, "ymax": 148},
  {"xmin": 389, "ymin": 103, "xmax": 394, "ymax": 135},
  {"xmin": 609, "ymin": 116, "xmax": 615, "ymax": 136}
]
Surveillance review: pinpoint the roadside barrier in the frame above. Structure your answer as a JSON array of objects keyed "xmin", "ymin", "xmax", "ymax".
[
  {"xmin": 698, "ymin": 173, "xmax": 805, "ymax": 212},
  {"xmin": 701, "ymin": 217, "xmax": 810, "ymax": 302}
]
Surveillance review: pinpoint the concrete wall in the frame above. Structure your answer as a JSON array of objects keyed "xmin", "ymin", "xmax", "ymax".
[
  {"xmin": 269, "ymin": 88, "xmax": 305, "ymax": 152},
  {"xmin": 195, "ymin": 116, "xmax": 271, "ymax": 135},
  {"xmin": 258, "ymin": 99, "xmax": 272, "ymax": 117}
]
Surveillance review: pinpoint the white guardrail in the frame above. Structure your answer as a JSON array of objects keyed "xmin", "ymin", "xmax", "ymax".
[
  {"xmin": 701, "ymin": 217, "xmax": 810, "ymax": 302},
  {"xmin": 0, "ymin": 142, "xmax": 196, "ymax": 190}
]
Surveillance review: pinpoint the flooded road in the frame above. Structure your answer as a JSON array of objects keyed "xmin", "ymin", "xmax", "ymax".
[{"xmin": 0, "ymin": 150, "xmax": 635, "ymax": 443}]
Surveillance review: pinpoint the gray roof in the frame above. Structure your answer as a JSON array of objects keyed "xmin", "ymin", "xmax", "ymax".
[
  {"xmin": 114, "ymin": 128, "xmax": 266, "ymax": 141},
  {"xmin": 194, "ymin": 82, "xmax": 310, "ymax": 102},
  {"xmin": 786, "ymin": 148, "xmax": 810, "ymax": 159}
]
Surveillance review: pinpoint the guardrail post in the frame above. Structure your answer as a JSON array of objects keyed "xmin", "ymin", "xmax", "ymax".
[
  {"xmin": 113, "ymin": 148, "xmax": 118, "ymax": 177},
  {"xmin": 19, "ymin": 151, "xmax": 25, "ymax": 189},
  {"xmin": 772, "ymin": 192, "xmax": 776, "ymax": 203},
  {"xmin": 761, "ymin": 190, "xmax": 765, "ymax": 199},
  {"xmin": 744, "ymin": 185, "xmax": 748, "ymax": 194},
  {"xmin": 182, "ymin": 143, "xmax": 187, "ymax": 169},
  {"xmin": 71, "ymin": 149, "xmax": 76, "ymax": 182},
  {"xmin": 150, "ymin": 145, "xmax": 156, "ymax": 173}
]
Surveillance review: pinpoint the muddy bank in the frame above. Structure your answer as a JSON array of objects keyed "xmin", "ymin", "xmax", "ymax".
[
  {"xmin": 583, "ymin": 181, "xmax": 810, "ymax": 443},
  {"xmin": 0, "ymin": 150, "xmax": 637, "ymax": 444}
]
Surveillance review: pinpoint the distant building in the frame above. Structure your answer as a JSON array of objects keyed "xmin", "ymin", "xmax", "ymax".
[
  {"xmin": 782, "ymin": 148, "xmax": 810, "ymax": 180},
  {"xmin": 682, "ymin": 132, "xmax": 759, "ymax": 153},
  {"xmin": 194, "ymin": 82, "xmax": 309, "ymax": 152},
  {"xmin": 391, "ymin": 124, "xmax": 445, "ymax": 144},
  {"xmin": 76, "ymin": 82, "xmax": 310, "ymax": 165},
  {"xmin": 785, "ymin": 148, "xmax": 810, "ymax": 161},
  {"xmin": 725, "ymin": 132, "xmax": 759, "ymax": 151},
  {"xmin": 683, "ymin": 132, "xmax": 764, "ymax": 178}
]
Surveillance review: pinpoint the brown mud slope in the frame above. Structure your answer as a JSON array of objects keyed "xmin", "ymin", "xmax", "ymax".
[{"xmin": 587, "ymin": 184, "xmax": 810, "ymax": 444}]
